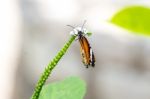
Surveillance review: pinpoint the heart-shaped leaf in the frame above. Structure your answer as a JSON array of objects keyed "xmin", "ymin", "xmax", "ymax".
[{"xmin": 39, "ymin": 76, "xmax": 86, "ymax": 99}]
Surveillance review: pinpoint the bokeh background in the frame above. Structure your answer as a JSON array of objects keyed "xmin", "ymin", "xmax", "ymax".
[{"xmin": 1, "ymin": 0, "xmax": 150, "ymax": 99}]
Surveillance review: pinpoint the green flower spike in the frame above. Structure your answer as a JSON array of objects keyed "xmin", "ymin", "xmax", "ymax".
[{"xmin": 31, "ymin": 35, "xmax": 76, "ymax": 99}]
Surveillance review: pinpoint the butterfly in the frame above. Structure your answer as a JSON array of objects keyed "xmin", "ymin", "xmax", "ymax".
[{"xmin": 68, "ymin": 21, "xmax": 95, "ymax": 68}]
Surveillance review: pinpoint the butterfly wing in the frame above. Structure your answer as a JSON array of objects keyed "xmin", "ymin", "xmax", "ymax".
[{"xmin": 79, "ymin": 36, "xmax": 95, "ymax": 68}]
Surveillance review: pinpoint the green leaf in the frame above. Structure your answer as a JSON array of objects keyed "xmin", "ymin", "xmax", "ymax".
[
  {"xmin": 111, "ymin": 6, "xmax": 150, "ymax": 36},
  {"xmin": 87, "ymin": 32, "xmax": 92, "ymax": 36},
  {"xmin": 39, "ymin": 76, "xmax": 86, "ymax": 99}
]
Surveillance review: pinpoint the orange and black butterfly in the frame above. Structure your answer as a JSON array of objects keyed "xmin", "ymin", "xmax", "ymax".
[{"xmin": 68, "ymin": 21, "xmax": 95, "ymax": 68}]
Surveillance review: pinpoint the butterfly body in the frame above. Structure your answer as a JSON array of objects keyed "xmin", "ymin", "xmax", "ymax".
[{"xmin": 70, "ymin": 27, "xmax": 95, "ymax": 68}]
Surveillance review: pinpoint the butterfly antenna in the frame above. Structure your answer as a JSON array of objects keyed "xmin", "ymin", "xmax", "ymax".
[
  {"xmin": 81, "ymin": 20, "xmax": 87, "ymax": 31},
  {"xmin": 67, "ymin": 25, "xmax": 75, "ymax": 29}
]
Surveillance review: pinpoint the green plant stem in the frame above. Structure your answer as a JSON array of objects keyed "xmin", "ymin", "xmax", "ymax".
[{"xmin": 31, "ymin": 35, "xmax": 76, "ymax": 99}]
